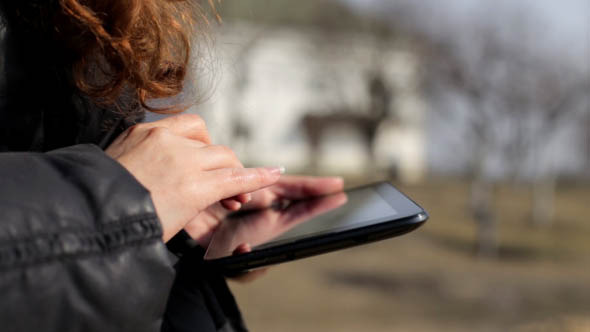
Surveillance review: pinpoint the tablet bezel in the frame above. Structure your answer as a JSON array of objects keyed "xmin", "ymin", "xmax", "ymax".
[{"xmin": 204, "ymin": 182, "xmax": 428, "ymax": 274}]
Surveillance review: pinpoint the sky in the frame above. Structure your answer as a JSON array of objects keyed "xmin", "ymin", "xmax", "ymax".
[
  {"xmin": 342, "ymin": 0, "xmax": 589, "ymax": 61},
  {"xmin": 341, "ymin": 0, "xmax": 588, "ymax": 30}
]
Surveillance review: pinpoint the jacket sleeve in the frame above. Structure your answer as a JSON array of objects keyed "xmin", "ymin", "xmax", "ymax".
[{"xmin": 0, "ymin": 144, "xmax": 175, "ymax": 332}]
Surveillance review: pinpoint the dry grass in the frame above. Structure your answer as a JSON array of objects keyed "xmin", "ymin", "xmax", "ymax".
[{"xmin": 230, "ymin": 179, "xmax": 590, "ymax": 331}]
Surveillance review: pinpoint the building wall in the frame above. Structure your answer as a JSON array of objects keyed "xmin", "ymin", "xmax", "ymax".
[{"xmin": 192, "ymin": 22, "xmax": 427, "ymax": 182}]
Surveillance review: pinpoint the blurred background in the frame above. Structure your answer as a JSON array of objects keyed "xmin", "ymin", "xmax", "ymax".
[{"xmin": 189, "ymin": 0, "xmax": 590, "ymax": 330}]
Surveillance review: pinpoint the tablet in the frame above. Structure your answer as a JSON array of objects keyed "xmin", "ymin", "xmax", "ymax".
[{"xmin": 204, "ymin": 181, "xmax": 428, "ymax": 274}]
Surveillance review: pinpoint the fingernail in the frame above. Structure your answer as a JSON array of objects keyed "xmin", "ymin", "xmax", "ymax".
[{"xmin": 266, "ymin": 166, "xmax": 286, "ymax": 175}]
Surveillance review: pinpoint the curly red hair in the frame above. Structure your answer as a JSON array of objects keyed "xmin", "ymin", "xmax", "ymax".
[
  {"xmin": 61, "ymin": 0, "xmax": 221, "ymax": 113},
  {"xmin": 2, "ymin": 0, "xmax": 218, "ymax": 113}
]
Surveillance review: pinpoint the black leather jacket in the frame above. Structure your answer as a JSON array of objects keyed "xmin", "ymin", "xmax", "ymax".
[{"xmin": 0, "ymin": 10, "xmax": 246, "ymax": 332}]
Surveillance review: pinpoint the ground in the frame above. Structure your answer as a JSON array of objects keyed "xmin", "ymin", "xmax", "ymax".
[{"xmin": 229, "ymin": 179, "xmax": 590, "ymax": 332}]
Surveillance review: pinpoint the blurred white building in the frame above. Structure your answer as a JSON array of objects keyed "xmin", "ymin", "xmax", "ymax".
[{"xmin": 192, "ymin": 22, "xmax": 426, "ymax": 183}]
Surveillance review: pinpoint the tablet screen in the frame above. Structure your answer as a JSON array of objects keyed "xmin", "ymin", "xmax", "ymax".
[
  {"xmin": 205, "ymin": 182, "xmax": 422, "ymax": 261},
  {"xmin": 258, "ymin": 187, "xmax": 396, "ymax": 246}
]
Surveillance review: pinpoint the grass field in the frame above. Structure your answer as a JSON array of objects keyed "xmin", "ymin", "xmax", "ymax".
[{"xmin": 229, "ymin": 179, "xmax": 590, "ymax": 331}]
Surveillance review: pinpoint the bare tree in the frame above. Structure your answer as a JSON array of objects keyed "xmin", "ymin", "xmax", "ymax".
[{"xmin": 423, "ymin": 17, "xmax": 589, "ymax": 255}]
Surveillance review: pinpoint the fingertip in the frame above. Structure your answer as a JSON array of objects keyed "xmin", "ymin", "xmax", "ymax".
[
  {"xmin": 238, "ymin": 193, "xmax": 252, "ymax": 204},
  {"xmin": 330, "ymin": 192, "xmax": 348, "ymax": 207},
  {"xmin": 257, "ymin": 167, "xmax": 283, "ymax": 187},
  {"xmin": 321, "ymin": 176, "xmax": 345, "ymax": 192},
  {"xmin": 233, "ymin": 243, "xmax": 252, "ymax": 255},
  {"xmin": 265, "ymin": 166, "xmax": 286, "ymax": 176},
  {"xmin": 221, "ymin": 199, "xmax": 242, "ymax": 211},
  {"xmin": 220, "ymin": 167, "xmax": 281, "ymax": 199}
]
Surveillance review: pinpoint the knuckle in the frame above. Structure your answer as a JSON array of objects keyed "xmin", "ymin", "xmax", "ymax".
[
  {"xmin": 181, "ymin": 113, "xmax": 206, "ymax": 128},
  {"xmin": 126, "ymin": 123, "xmax": 145, "ymax": 136},
  {"xmin": 179, "ymin": 113, "xmax": 211, "ymax": 143},
  {"xmin": 226, "ymin": 167, "xmax": 271, "ymax": 188},
  {"xmin": 228, "ymin": 168, "xmax": 248, "ymax": 186},
  {"xmin": 254, "ymin": 167, "xmax": 268, "ymax": 184},
  {"xmin": 229, "ymin": 167, "xmax": 243, "ymax": 181},
  {"xmin": 146, "ymin": 127, "xmax": 169, "ymax": 141},
  {"xmin": 219, "ymin": 145, "xmax": 236, "ymax": 158},
  {"xmin": 211, "ymin": 145, "xmax": 239, "ymax": 164}
]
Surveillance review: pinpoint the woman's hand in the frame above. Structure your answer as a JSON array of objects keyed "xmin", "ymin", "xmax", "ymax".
[
  {"xmin": 241, "ymin": 175, "xmax": 344, "ymax": 210},
  {"xmin": 105, "ymin": 114, "xmax": 283, "ymax": 242},
  {"xmin": 185, "ymin": 175, "xmax": 345, "ymax": 283},
  {"xmin": 185, "ymin": 175, "xmax": 345, "ymax": 247}
]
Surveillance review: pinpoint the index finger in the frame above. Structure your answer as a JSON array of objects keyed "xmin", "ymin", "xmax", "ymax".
[
  {"xmin": 211, "ymin": 167, "xmax": 284, "ymax": 201},
  {"xmin": 270, "ymin": 176, "xmax": 345, "ymax": 199}
]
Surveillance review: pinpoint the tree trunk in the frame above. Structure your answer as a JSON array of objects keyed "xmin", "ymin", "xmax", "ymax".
[
  {"xmin": 471, "ymin": 178, "xmax": 497, "ymax": 258},
  {"xmin": 470, "ymin": 135, "xmax": 497, "ymax": 258},
  {"xmin": 531, "ymin": 176, "xmax": 556, "ymax": 227}
]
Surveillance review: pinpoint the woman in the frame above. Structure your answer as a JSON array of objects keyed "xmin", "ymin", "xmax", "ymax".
[{"xmin": 0, "ymin": 1, "xmax": 343, "ymax": 331}]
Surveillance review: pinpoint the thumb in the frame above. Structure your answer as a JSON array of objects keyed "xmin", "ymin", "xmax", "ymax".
[{"xmin": 211, "ymin": 166, "xmax": 285, "ymax": 201}]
